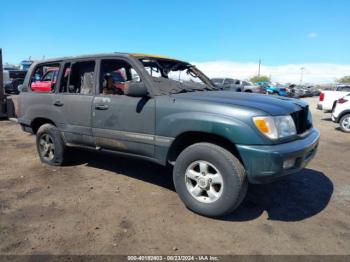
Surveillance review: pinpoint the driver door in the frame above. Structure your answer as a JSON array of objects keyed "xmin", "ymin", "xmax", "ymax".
[{"xmin": 92, "ymin": 58, "xmax": 156, "ymax": 157}]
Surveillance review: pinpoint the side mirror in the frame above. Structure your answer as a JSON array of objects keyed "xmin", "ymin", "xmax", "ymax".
[
  {"xmin": 124, "ymin": 82, "xmax": 148, "ymax": 97},
  {"xmin": 18, "ymin": 84, "xmax": 27, "ymax": 92}
]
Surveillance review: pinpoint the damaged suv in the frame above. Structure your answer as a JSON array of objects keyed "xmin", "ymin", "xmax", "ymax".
[{"xmin": 18, "ymin": 53, "xmax": 320, "ymax": 217}]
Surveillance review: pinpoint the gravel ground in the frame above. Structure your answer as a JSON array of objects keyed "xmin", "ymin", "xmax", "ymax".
[{"xmin": 0, "ymin": 96, "xmax": 349, "ymax": 255}]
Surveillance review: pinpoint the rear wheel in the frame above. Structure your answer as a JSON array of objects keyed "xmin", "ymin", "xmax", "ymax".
[
  {"xmin": 173, "ymin": 143, "xmax": 247, "ymax": 217},
  {"xmin": 36, "ymin": 124, "xmax": 67, "ymax": 166},
  {"xmin": 340, "ymin": 114, "xmax": 350, "ymax": 133}
]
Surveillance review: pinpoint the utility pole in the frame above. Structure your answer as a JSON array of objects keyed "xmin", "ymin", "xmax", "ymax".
[
  {"xmin": 300, "ymin": 67, "xmax": 305, "ymax": 85},
  {"xmin": 258, "ymin": 59, "xmax": 261, "ymax": 77}
]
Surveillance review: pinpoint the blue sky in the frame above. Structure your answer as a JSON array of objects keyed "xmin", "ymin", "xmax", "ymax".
[
  {"xmin": 1, "ymin": 0, "xmax": 350, "ymax": 83},
  {"xmin": 1, "ymin": 0, "xmax": 349, "ymax": 65}
]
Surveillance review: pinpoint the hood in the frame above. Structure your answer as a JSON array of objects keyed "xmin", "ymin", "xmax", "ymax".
[{"xmin": 171, "ymin": 91, "xmax": 307, "ymax": 116}]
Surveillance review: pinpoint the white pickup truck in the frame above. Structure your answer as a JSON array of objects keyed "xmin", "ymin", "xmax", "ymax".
[{"xmin": 317, "ymin": 85, "xmax": 350, "ymax": 112}]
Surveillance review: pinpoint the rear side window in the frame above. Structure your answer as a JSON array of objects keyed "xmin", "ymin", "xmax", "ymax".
[
  {"xmin": 30, "ymin": 63, "xmax": 60, "ymax": 92},
  {"xmin": 59, "ymin": 61, "xmax": 95, "ymax": 94}
]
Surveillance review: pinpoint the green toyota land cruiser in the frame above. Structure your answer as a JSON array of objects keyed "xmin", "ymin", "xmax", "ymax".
[{"xmin": 17, "ymin": 53, "xmax": 320, "ymax": 217}]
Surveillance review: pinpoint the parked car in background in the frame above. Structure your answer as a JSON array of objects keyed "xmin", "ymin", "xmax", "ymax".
[
  {"xmin": 317, "ymin": 85, "xmax": 350, "ymax": 112},
  {"xmin": 309, "ymin": 86, "xmax": 321, "ymax": 96},
  {"xmin": 296, "ymin": 87, "xmax": 307, "ymax": 98},
  {"xmin": 302, "ymin": 87, "xmax": 313, "ymax": 97},
  {"xmin": 236, "ymin": 80, "xmax": 262, "ymax": 93},
  {"xmin": 18, "ymin": 53, "xmax": 319, "ymax": 218},
  {"xmin": 256, "ymin": 82, "xmax": 287, "ymax": 96},
  {"xmin": 267, "ymin": 86, "xmax": 287, "ymax": 96},
  {"xmin": 287, "ymin": 84, "xmax": 302, "ymax": 98},
  {"xmin": 3, "ymin": 69, "xmax": 27, "ymax": 94},
  {"xmin": 211, "ymin": 78, "xmax": 242, "ymax": 92},
  {"xmin": 332, "ymin": 94, "xmax": 350, "ymax": 133},
  {"xmin": 288, "ymin": 85, "xmax": 318, "ymax": 98}
]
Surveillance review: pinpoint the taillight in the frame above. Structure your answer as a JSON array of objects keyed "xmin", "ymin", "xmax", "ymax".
[
  {"xmin": 319, "ymin": 92, "xmax": 325, "ymax": 101},
  {"xmin": 338, "ymin": 97, "xmax": 348, "ymax": 104}
]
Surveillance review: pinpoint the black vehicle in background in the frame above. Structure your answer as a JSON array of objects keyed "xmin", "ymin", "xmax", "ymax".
[{"xmin": 4, "ymin": 69, "xmax": 27, "ymax": 94}]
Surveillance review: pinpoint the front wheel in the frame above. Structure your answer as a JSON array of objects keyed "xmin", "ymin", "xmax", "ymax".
[
  {"xmin": 340, "ymin": 114, "xmax": 350, "ymax": 133},
  {"xmin": 173, "ymin": 143, "xmax": 247, "ymax": 217}
]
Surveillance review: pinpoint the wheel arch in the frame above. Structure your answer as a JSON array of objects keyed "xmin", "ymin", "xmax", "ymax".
[
  {"xmin": 31, "ymin": 118, "xmax": 56, "ymax": 134},
  {"xmin": 167, "ymin": 131, "xmax": 244, "ymax": 166},
  {"xmin": 339, "ymin": 110, "xmax": 350, "ymax": 123}
]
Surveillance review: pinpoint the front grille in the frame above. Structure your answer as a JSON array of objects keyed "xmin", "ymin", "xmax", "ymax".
[{"xmin": 291, "ymin": 106, "xmax": 312, "ymax": 134}]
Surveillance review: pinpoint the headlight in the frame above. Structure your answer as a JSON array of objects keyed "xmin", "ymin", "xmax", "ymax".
[{"xmin": 253, "ymin": 115, "xmax": 296, "ymax": 139}]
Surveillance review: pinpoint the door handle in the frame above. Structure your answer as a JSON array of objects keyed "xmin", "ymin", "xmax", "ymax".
[
  {"xmin": 95, "ymin": 104, "xmax": 109, "ymax": 110},
  {"xmin": 53, "ymin": 100, "xmax": 64, "ymax": 107}
]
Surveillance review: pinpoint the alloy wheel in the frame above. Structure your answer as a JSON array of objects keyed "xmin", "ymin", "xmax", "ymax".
[
  {"xmin": 341, "ymin": 116, "xmax": 350, "ymax": 131},
  {"xmin": 185, "ymin": 160, "xmax": 224, "ymax": 203},
  {"xmin": 39, "ymin": 134, "xmax": 55, "ymax": 161}
]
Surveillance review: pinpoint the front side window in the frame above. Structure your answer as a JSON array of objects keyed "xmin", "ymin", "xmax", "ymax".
[{"xmin": 99, "ymin": 59, "xmax": 141, "ymax": 95}]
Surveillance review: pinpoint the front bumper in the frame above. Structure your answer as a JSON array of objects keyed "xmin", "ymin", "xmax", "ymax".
[{"xmin": 236, "ymin": 128, "xmax": 320, "ymax": 184}]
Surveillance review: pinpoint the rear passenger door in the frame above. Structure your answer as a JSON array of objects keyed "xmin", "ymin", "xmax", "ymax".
[{"xmin": 55, "ymin": 60, "xmax": 97, "ymax": 147}]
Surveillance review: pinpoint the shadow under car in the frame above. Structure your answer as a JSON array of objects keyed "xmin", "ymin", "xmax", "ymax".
[{"xmin": 67, "ymin": 149, "xmax": 333, "ymax": 221}]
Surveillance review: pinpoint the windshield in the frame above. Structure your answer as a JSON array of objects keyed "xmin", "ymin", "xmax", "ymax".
[{"xmin": 138, "ymin": 58, "xmax": 218, "ymax": 94}]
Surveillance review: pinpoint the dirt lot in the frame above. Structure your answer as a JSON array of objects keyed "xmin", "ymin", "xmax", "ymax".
[{"xmin": 0, "ymin": 97, "xmax": 349, "ymax": 255}]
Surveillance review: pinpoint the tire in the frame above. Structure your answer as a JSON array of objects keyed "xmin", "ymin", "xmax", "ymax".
[
  {"xmin": 339, "ymin": 114, "xmax": 350, "ymax": 133},
  {"xmin": 173, "ymin": 142, "xmax": 248, "ymax": 217},
  {"xmin": 36, "ymin": 124, "xmax": 67, "ymax": 166}
]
